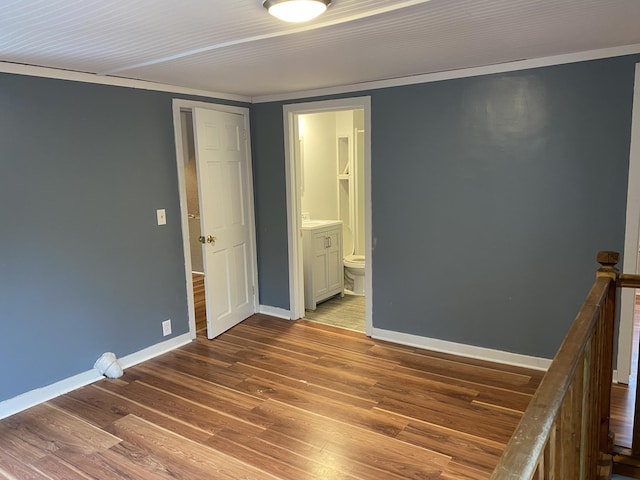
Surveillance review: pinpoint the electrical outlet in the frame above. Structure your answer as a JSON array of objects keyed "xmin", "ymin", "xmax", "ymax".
[
  {"xmin": 156, "ymin": 209, "xmax": 166, "ymax": 225},
  {"xmin": 162, "ymin": 319, "xmax": 172, "ymax": 336}
]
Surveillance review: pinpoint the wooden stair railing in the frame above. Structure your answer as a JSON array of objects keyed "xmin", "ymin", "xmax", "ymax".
[{"xmin": 490, "ymin": 251, "xmax": 620, "ymax": 480}]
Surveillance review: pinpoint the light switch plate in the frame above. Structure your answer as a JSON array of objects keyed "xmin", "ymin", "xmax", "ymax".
[{"xmin": 156, "ymin": 209, "xmax": 166, "ymax": 225}]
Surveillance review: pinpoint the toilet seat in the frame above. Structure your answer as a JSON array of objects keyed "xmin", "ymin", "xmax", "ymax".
[
  {"xmin": 343, "ymin": 254, "xmax": 365, "ymax": 268},
  {"xmin": 342, "ymin": 225, "xmax": 365, "ymax": 295}
]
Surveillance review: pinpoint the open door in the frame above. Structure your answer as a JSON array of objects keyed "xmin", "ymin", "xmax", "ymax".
[{"xmin": 193, "ymin": 107, "xmax": 256, "ymax": 338}]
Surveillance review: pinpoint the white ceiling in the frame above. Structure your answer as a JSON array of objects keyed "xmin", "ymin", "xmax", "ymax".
[{"xmin": 1, "ymin": 0, "xmax": 640, "ymax": 99}]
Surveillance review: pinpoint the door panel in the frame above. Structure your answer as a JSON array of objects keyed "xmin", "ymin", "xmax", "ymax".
[
  {"xmin": 228, "ymin": 162, "xmax": 244, "ymax": 226},
  {"xmin": 209, "ymin": 250, "xmax": 231, "ymax": 320},
  {"xmin": 313, "ymin": 252, "xmax": 328, "ymax": 298},
  {"xmin": 193, "ymin": 107, "xmax": 256, "ymax": 338},
  {"xmin": 205, "ymin": 162, "xmax": 226, "ymax": 230},
  {"xmin": 231, "ymin": 243, "xmax": 249, "ymax": 309}
]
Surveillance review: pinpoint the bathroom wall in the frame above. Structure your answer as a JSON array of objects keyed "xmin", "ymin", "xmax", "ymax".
[
  {"xmin": 299, "ymin": 112, "xmax": 338, "ymax": 220},
  {"xmin": 354, "ymin": 110, "xmax": 365, "ymax": 256},
  {"xmin": 335, "ymin": 110, "xmax": 353, "ymax": 238},
  {"xmin": 300, "ymin": 109, "xmax": 366, "ymax": 257},
  {"xmin": 336, "ymin": 110, "xmax": 353, "ymax": 138}
]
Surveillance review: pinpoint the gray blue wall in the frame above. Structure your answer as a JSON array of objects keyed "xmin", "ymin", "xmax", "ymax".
[
  {"xmin": 1, "ymin": 53, "xmax": 637, "ymax": 404},
  {"xmin": 250, "ymin": 103, "xmax": 291, "ymax": 305},
  {"xmin": 251, "ymin": 55, "xmax": 639, "ymax": 359},
  {"xmin": 0, "ymin": 73, "xmax": 246, "ymax": 402}
]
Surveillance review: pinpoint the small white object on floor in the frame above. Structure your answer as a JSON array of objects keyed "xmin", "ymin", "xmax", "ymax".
[{"xmin": 94, "ymin": 352, "xmax": 124, "ymax": 379}]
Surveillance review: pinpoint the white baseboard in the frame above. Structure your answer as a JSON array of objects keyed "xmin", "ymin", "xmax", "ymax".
[
  {"xmin": 0, "ymin": 333, "xmax": 192, "ymax": 420},
  {"xmin": 612, "ymin": 370, "xmax": 623, "ymax": 385},
  {"xmin": 258, "ymin": 305, "xmax": 292, "ymax": 320},
  {"xmin": 0, "ymin": 370, "xmax": 103, "ymax": 421},
  {"xmin": 371, "ymin": 327, "xmax": 552, "ymax": 371},
  {"xmin": 118, "ymin": 333, "xmax": 192, "ymax": 370}
]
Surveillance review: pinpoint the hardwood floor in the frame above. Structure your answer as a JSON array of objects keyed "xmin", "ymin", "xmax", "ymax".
[
  {"xmin": 0, "ymin": 316, "xmax": 544, "ymax": 479},
  {"xmin": 611, "ymin": 292, "xmax": 640, "ymax": 449},
  {"xmin": 192, "ymin": 272, "xmax": 207, "ymax": 333}
]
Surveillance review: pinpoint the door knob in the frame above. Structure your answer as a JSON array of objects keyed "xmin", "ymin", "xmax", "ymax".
[{"xmin": 198, "ymin": 235, "xmax": 217, "ymax": 244}]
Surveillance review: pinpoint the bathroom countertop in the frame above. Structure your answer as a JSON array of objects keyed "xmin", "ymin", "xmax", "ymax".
[{"xmin": 301, "ymin": 219, "xmax": 343, "ymax": 230}]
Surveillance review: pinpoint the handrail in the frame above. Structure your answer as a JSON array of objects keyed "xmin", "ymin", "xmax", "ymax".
[
  {"xmin": 619, "ymin": 273, "xmax": 640, "ymax": 289},
  {"xmin": 490, "ymin": 251, "xmax": 619, "ymax": 480}
]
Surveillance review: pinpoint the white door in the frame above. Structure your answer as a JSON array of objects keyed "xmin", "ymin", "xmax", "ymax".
[{"xmin": 193, "ymin": 107, "xmax": 256, "ymax": 338}]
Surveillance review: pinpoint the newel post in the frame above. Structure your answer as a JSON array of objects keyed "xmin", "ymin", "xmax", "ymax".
[
  {"xmin": 596, "ymin": 251, "xmax": 620, "ymax": 281},
  {"xmin": 596, "ymin": 251, "xmax": 619, "ymax": 458}
]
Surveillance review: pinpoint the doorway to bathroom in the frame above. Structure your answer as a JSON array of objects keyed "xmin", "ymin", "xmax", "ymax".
[{"xmin": 283, "ymin": 97, "xmax": 372, "ymax": 335}]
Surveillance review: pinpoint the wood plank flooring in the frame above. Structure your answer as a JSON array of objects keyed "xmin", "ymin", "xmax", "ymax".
[
  {"xmin": 0, "ymin": 316, "xmax": 545, "ymax": 480},
  {"xmin": 193, "ymin": 272, "xmax": 207, "ymax": 333},
  {"xmin": 611, "ymin": 292, "xmax": 640, "ymax": 449}
]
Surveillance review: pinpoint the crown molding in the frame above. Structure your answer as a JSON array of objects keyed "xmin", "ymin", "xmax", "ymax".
[
  {"xmin": 251, "ymin": 43, "xmax": 640, "ymax": 103},
  {"xmin": 2, "ymin": 41, "xmax": 639, "ymax": 105},
  {"xmin": 0, "ymin": 61, "xmax": 251, "ymax": 103}
]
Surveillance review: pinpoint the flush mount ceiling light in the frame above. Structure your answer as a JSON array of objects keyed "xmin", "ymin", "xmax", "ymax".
[{"xmin": 263, "ymin": 0, "xmax": 332, "ymax": 23}]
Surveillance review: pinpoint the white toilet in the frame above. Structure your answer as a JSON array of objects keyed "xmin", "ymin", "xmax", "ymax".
[{"xmin": 343, "ymin": 225, "xmax": 365, "ymax": 295}]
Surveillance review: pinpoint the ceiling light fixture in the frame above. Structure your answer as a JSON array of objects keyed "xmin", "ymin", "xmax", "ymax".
[{"xmin": 263, "ymin": 0, "xmax": 332, "ymax": 23}]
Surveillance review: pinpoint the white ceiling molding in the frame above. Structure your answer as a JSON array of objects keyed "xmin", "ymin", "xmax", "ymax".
[
  {"xmin": 252, "ymin": 43, "xmax": 640, "ymax": 103},
  {"xmin": 2, "ymin": 41, "xmax": 640, "ymax": 105},
  {"xmin": 0, "ymin": 61, "xmax": 251, "ymax": 103},
  {"xmin": 1, "ymin": 0, "xmax": 640, "ymax": 97}
]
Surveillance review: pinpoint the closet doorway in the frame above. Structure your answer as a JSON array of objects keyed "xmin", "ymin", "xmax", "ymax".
[{"xmin": 173, "ymin": 100, "xmax": 259, "ymax": 340}]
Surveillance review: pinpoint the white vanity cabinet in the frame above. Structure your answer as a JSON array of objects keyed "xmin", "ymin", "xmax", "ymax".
[{"xmin": 302, "ymin": 220, "xmax": 343, "ymax": 310}]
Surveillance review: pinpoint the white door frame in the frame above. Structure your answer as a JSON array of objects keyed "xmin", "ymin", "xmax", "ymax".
[
  {"xmin": 283, "ymin": 97, "xmax": 373, "ymax": 336},
  {"xmin": 172, "ymin": 99, "xmax": 260, "ymax": 339},
  {"xmin": 617, "ymin": 62, "xmax": 640, "ymax": 384}
]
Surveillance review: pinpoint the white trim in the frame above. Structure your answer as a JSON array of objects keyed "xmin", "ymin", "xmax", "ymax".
[
  {"xmin": 0, "ymin": 333, "xmax": 191, "ymax": 420},
  {"xmin": 617, "ymin": 62, "xmax": 640, "ymax": 385},
  {"xmin": 283, "ymin": 105, "xmax": 304, "ymax": 320},
  {"xmin": 0, "ymin": 61, "xmax": 250, "ymax": 103},
  {"xmin": 252, "ymin": 43, "xmax": 640, "ymax": 104},
  {"xmin": 243, "ymin": 111, "xmax": 261, "ymax": 315},
  {"xmin": 3, "ymin": 44, "xmax": 639, "ymax": 106},
  {"xmin": 363, "ymin": 103, "xmax": 373, "ymax": 337},
  {"xmin": 372, "ymin": 328, "xmax": 552, "ymax": 371},
  {"xmin": 258, "ymin": 305, "xmax": 292, "ymax": 320},
  {"xmin": 282, "ymin": 97, "xmax": 373, "ymax": 335},
  {"xmin": 173, "ymin": 104, "xmax": 198, "ymax": 340},
  {"xmin": 118, "ymin": 333, "xmax": 192, "ymax": 369},
  {"xmin": 172, "ymin": 99, "xmax": 260, "ymax": 338},
  {"xmin": 0, "ymin": 370, "xmax": 101, "ymax": 421}
]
